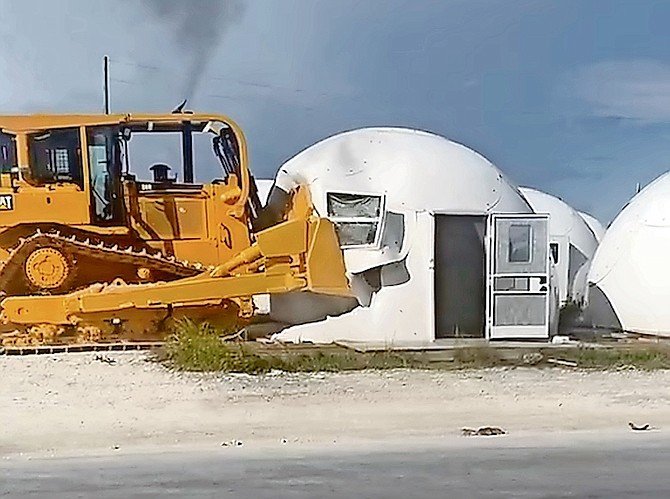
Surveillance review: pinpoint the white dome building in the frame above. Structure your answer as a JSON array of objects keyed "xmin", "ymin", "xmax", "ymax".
[
  {"xmin": 578, "ymin": 211, "xmax": 606, "ymax": 242},
  {"xmin": 584, "ymin": 170, "xmax": 670, "ymax": 336},
  {"xmin": 519, "ymin": 187, "xmax": 600, "ymax": 306},
  {"xmin": 260, "ymin": 127, "xmax": 557, "ymax": 344},
  {"xmin": 569, "ymin": 211, "xmax": 607, "ymax": 307}
]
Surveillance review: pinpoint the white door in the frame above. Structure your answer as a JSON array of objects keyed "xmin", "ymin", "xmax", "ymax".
[
  {"xmin": 549, "ymin": 235, "xmax": 569, "ymax": 307},
  {"xmin": 486, "ymin": 214, "xmax": 550, "ymax": 339}
]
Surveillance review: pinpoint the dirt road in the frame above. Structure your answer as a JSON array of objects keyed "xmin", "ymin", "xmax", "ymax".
[{"xmin": 2, "ymin": 351, "xmax": 669, "ymax": 457}]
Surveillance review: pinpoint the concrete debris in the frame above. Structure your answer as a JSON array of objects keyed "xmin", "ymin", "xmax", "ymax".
[
  {"xmin": 94, "ymin": 355, "xmax": 116, "ymax": 365},
  {"xmin": 521, "ymin": 352, "xmax": 544, "ymax": 365},
  {"xmin": 221, "ymin": 440, "xmax": 243, "ymax": 447},
  {"xmin": 551, "ymin": 335, "xmax": 574, "ymax": 345},
  {"xmin": 547, "ymin": 358, "xmax": 578, "ymax": 368},
  {"xmin": 461, "ymin": 426, "xmax": 506, "ymax": 437}
]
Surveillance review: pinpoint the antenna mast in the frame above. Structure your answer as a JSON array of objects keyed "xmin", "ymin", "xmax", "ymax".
[{"xmin": 103, "ymin": 55, "xmax": 110, "ymax": 114}]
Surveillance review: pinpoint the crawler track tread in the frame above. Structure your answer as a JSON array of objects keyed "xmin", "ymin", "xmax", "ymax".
[
  {"xmin": 0, "ymin": 341, "xmax": 164, "ymax": 356},
  {"xmin": 0, "ymin": 229, "xmax": 207, "ymax": 295}
]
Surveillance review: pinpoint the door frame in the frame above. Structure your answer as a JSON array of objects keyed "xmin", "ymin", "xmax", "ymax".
[
  {"xmin": 549, "ymin": 234, "xmax": 569, "ymax": 306},
  {"xmin": 485, "ymin": 213, "xmax": 550, "ymax": 340},
  {"xmin": 432, "ymin": 213, "xmax": 488, "ymax": 339}
]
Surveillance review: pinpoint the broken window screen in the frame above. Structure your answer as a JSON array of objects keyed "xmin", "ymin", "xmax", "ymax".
[
  {"xmin": 326, "ymin": 192, "xmax": 384, "ymax": 247},
  {"xmin": 508, "ymin": 224, "xmax": 532, "ymax": 263},
  {"xmin": 334, "ymin": 221, "xmax": 379, "ymax": 246},
  {"xmin": 54, "ymin": 149, "xmax": 70, "ymax": 174},
  {"xmin": 327, "ymin": 192, "xmax": 381, "ymax": 218}
]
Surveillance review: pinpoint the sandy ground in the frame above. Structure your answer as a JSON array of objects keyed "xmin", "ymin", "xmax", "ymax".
[{"xmin": 2, "ymin": 351, "xmax": 670, "ymax": 458}]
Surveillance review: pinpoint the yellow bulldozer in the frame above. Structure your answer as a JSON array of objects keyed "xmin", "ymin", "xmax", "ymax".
[{"xmin": 0, "ymin": 112, "xmax": 351, "ymax": 347}]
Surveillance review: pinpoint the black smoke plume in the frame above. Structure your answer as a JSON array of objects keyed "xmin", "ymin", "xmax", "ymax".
[{"xmin": 140, "ymin": 0, "xmax": 246, "ymax": 101}]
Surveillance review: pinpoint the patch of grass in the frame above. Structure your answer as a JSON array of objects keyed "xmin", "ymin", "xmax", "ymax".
[
  {"xmin": 564, "ymin": 345, "xmax": 670, "ymax": 370},
  {"xmin": 367, "ymin": 350, "xmax": 421, "ymax": 369},
  {"xmin": 274, "ymin": 349, "xmax": 421, "ymax": 372},
  {"xmin": 163, "ymin": 318, "xmax": 270, "ymax": 373},
  {"xmin": 161, "ymin": 318, "xmax": 422, "ymax": 373},
  {"xmin": 160, "ymin": 319, "xmax": 670, "ymax": 373},
  {"xmin": 451, "ymin": 346, "xmax": 504, "ymax": 368}
]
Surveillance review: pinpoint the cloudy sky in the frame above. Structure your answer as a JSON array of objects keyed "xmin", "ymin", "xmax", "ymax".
[{"xmin": 0, "ymin": 0, "xmax": 668, "ymax": 224}]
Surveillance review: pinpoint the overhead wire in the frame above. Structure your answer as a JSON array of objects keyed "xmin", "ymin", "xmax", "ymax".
[{"xmin": 108, "ymin": 58, "xmax": 333, "ymax": 101}]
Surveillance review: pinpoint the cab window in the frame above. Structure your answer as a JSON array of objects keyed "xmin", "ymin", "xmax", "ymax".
[
  {"xmin": 27, "ymin": 128, "xmax": 83, "ymax": 188},
  {"xmin": 87, "ymin": 126, "xmax": 122, "ymax": 223},
  {"xmin": 0, "ymin": 132, "xmax": 17, "ymax": 174}
]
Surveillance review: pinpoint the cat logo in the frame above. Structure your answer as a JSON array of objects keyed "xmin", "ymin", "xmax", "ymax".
[{"xmin": 0, "ymin": 194, "xmax": 13, "ymax": 211}]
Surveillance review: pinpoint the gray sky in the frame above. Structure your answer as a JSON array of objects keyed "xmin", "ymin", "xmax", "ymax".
[{"xmin": 2, "ymin": 0, "xmax": 669, "ymax": 224}]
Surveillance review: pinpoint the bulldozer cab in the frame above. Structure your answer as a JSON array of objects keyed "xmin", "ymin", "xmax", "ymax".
[
  {"xmin": 24, "ymin": 125, "xmax": 124, "ymax": 225},
  {"xmin": 12, "ymin": 114, "xmax": 251, "ymax": 228},
  {"xmin": 0, "ymin": 113, "xmax": 265, "ymax": 231}
]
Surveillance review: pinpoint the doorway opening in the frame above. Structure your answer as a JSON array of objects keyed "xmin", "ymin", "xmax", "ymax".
[{"xmin": 434, "ymin": 214, "xmax": 487, "ymax": 338}]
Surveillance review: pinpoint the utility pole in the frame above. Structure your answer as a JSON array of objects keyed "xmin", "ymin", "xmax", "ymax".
[{"xmin": 103, "ymin": 55, "xmax": 110, "ymax": 114}]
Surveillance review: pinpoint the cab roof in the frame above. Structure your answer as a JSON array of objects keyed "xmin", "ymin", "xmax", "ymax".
[{"xmin": 0, "ymin": 113, "xmax": 239, "ymax": 133}]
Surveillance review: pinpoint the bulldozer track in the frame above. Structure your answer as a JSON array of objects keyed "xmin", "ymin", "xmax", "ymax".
[
  {"xmin": 0, "ymin": 341, "xmax": 163, "ymax": 356},
  {"xmin": 0, "ymin": 229, "xmax": 207, "ymax": 296},
  {"xmin": 0, "ymin": 230, "xmax": 221, "ymax": 349}
]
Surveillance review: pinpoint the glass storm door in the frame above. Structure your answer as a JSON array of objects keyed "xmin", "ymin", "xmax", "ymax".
[{"xmin": 486, "ymin": 214, "xmax": 550, "ymax": 339}]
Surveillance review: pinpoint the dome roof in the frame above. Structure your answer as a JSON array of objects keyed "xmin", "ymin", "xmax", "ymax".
[
  {"xmin": 519, "ymin": 187, "xmax": 599, "ymax": 258},
  {"xmin": 274, "ymin": 127, "xmax": 533, "ymax": 215},
  {"xmin": 587, "ymin": 170, "xmax": 670, "ymax": 335},
  {"xmin": 578, "ymin": 211, "xmax": 606, "ymax": 242}
]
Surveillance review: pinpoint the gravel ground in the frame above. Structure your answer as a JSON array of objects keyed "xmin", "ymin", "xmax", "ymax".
[{"xmin": 2, "ymin": 351, "xmax": 669, "ymax": 457}]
